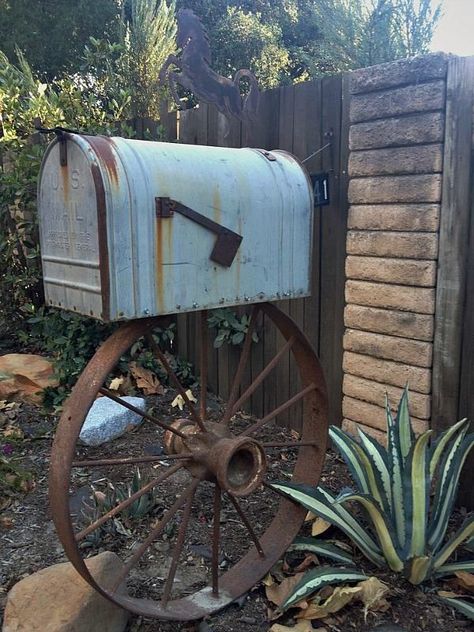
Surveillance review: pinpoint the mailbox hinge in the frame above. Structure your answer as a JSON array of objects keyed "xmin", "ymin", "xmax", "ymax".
[{"xmin": 155, "ymin": 197, "xmax": 243, "ymax": 268}]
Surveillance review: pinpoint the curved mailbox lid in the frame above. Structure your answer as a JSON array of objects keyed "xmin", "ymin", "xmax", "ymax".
[{"xmin": 38, "ymin": 134, "xmax": 314, "ymax": 322}]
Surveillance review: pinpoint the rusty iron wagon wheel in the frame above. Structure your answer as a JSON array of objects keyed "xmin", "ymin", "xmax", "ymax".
[{"xmin": 49, "ymin": 302, "xmax": 328, "ymax": 621}]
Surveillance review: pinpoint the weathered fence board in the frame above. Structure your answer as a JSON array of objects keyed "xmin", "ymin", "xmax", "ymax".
[{"xmin": 159, "ymin": 77, "xmax": 349, "ymax": 430}]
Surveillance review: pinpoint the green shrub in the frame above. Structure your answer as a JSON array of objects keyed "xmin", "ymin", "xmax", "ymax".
[
  {"xmin": 0, "ymin": 49, "xmax": 131, "ymax": 336},
  {"xmin": 272, "ymin": 388, "xmax": 474, "ymax": 617},
  {"xmin": 207, "ymin": 308, "xmax": 259, "ymax": 348}
]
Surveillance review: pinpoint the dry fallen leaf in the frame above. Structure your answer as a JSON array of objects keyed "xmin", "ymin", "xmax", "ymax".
[
  {"xmin": 450, "ymin": 571, "xmax": 474, "ymax": 594},
  {"xmin": 130, "ymin": 362, "xmax": 164, "ymax": 396},
  {"xmin": 293, "ymin": 553, "xmax": 319, "ymax": 574},
  {"xmin": 311, "ymin": 517, "xmax": 331, "ymax": 537},
  {"xmin": 357, "ymin": 577, "xmax": 390, "ymax": 618},
  {"xmin": 296, "ymin": 585, "xmax": 361, "ymax": 620},
  {"xmin": 266, "ymin": 572, "xmax": 306, "ymax": 608},
  {"xmin": 305, "ymin": 511, "xmax": 317, "ymax": 522},
  {"xmin": 171, "ymin": 389, "xmax": 198, "ymax": 410},
  {"xmin": 109, "ymin": 376, "xmax": 125, "ymax": 391},
  {"xmin": 3, "ymin": 425, "xmax": 24, "ymax": 439},
  {"xmin": 437, "ymin": 590, "xmax": 461, "ymax": 598},
  {"xmin": 0, "ymin": 516, "xmax": 14, "ymax": 529},
  {"xmin": 263, "ymin": 573, "xmax": 275, "ymax": 587}
]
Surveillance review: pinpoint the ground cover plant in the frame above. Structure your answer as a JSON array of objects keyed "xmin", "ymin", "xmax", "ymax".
[{"xmin": 272, "ymin": 389, "xmax": 474, "ymax": 621}]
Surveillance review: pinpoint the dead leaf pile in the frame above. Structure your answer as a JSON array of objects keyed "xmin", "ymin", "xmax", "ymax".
[
  {"xmin": 439, "ymin": 570, "xmax": 474, "ymax": 599},
  {"xmin": 129, "ymin": 363, "xmax": 164, "ymax": 395},
  {"xmin": 265, "ymin": 571, "xmax": 390, "ymax": 625}
]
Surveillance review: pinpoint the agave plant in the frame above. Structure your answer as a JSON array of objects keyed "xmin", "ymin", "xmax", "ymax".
[{"xmin": 272, "ymin": 389, "xmax": 474, "ymax": 617}]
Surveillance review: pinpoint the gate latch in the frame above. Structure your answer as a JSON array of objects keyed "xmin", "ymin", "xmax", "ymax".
[{"xmin": 155, "ymin": 197, "xmax": 243, "ymax": 268}]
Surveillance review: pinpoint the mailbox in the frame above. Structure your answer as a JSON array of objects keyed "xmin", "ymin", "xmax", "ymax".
[{"xmin": 38, "ymin": 134, "xmax": 314, "ymax": 321}]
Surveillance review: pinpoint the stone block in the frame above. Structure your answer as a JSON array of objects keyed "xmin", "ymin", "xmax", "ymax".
[
  {"xmin": 342, "ymin": 418, "xmax": 387, "ymax": 445},
  {"xmin": 343, "ymin": 329, "xmax": 432, "ymax": 368},
  {"xmin": 349, "ymin": 112, "xmax": 444, "ymax": 151},
  {"xmin": 345, "ymin": 280, "xmax": 436, "ymax": 314},
  {"xmin": 343, "ymin": 351, "xmax": 431, "ymax": 393},
  {"xmin": 344, "ymin": 304, "xmax": 434, "ymax": 341},
  {"xmin": 343, "ymin": 374, "xmax": 431, "ymax": 419},
  {"xmin": 346, "ymin": 231, "xmax": 438, "ymax": 259},
  {"xmin": 347, "ymin": 204, "xmax": 440, "ymax": 232},
  {"xmin": 348, "ymin": 174, "xmax": 442, "ymax": 204},
  {"xmin": 346, "ymin": 256, "xmax": 436, "ymax": 287},
  {"xmin": 350, "ymin": 81, "xmax": 445, "ymax": 122},
  {"xmin": 349, "ymin": 53, "xmax": 448, "ymax": 94},
  {"xmin": 3, "ymin": 552, "xmax": 129, "ymax": 632},
  {"xmin": 349, "ymin": 144, "xmax": 443, "ymax": 177},
  {"xmin": 342, "ymin": 396, "xmax": 428, "ymax": 433},
  {"xmin": 79, "ymin": 395, "xmax": 145, "ymax": 446}
]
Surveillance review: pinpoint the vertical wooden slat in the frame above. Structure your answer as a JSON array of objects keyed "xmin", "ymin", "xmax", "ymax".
[
  {"xmin": 275, "ymin": 85, "xmax": 295, "ymax": 427},
  {"xmin": 241, "ymin": 89, "xmax": 280, "ymax": 419},
  {"xmin": 296, "ymin": 81, "xmax": 323, "ymax": 356},
  {"xmin": 432, "ymin": 56, "xmax": 474, "ymax": 432},
  {"xmin": 259, "ymin": 89, "xmax": 281, "ymax": 422},
  {"xmin": 318, "ymin": 74, "xmax": 348, "ymax": 427}
]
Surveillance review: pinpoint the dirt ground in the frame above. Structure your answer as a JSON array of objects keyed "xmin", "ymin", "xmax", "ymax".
[{"xmin": 0, "ymin": 391, "xmax": 472, "ymax": 632}]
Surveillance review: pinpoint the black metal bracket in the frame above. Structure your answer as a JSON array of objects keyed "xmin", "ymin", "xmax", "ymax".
[
  {"xmin": 155, "ymin": 197, "xmax": 243, "ymax": 267},
  {"xmin": 33, "ymin": 119, "xmax": 84, "ymax": 168}
]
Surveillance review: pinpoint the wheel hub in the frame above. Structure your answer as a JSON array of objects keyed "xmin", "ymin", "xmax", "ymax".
[{"xmin": 164, "ymin": 419, "xmax": 267, "ymax": 497}]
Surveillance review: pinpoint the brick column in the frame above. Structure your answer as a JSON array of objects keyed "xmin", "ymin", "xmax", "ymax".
[{"xmin": 341, "ymin": 54, "xmax": 448, "ymax": 441}]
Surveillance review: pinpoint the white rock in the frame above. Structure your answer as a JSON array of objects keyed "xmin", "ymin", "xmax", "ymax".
[{"xmin": 79, "ymin": 395, "xmax": 145, "ymax": 446}]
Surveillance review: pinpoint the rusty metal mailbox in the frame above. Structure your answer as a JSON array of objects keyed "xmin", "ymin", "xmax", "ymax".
[{"xmin": 38, "ymin": 134, "xmax": 313, "ymax": 321}]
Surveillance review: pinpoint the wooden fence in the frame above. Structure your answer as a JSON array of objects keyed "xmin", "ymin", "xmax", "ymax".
[
  {"xmin": 159, "ymin": 77, "xmax": 350, "ymax": 429},
  {"xmin": 430, "ymin": 56, "xmax": 474, "ymax": 507}
]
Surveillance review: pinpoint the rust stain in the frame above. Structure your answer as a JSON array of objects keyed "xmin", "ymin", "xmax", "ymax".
[
  {"xmin": 87, "ymin": 136, "xmax": 119, "ymax": 185},
  {"xmin": 60, "ymin": 164, "xmax": 70, "ymax": 203}
]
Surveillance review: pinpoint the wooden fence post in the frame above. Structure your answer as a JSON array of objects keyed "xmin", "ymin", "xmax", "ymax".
[{"xmin": 432, "ymin": 56, "xmax": 474, "ymax": 432}]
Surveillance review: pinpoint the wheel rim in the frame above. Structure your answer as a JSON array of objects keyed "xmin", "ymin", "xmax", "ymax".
[{"xmin": 49, "ymin": 303, "xmax": 328, "ymax": 620}]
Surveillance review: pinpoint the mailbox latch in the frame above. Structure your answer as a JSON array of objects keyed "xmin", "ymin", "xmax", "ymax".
[{"xmin": 155, "ymin": 197, "xmax": 243, "ymax": 268}]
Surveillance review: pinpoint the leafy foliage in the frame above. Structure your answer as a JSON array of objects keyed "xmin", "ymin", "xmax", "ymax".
[
  {"xmin": 120, "ymin": 0, "xmax": 177, "ymax": 118},
  {"xmin": 0, "ymin": 0, "xmax": 120, "ymax": 79},
  {"xmin": 177, "ymin": 0, "xmax": 442, "ymax": 85},
  {"xmin": 0, "ymin": 49, "xmax": 130, "ymax": 336},
  {"xmin": 272, "ymin": 389, "xmax": 474, "ymax": 615},
  {"xmin": 19, "ymin": 309, "xmax": 116, "ymax": 409},
  {"xmin": 207, "ymin": 308, "xmax": 259, "ymax": 348}
]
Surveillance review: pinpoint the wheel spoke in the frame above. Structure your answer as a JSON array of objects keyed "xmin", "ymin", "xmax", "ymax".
[
  {"xmin": 72, "ymin": 453, "xmax": 192, "ymax": 468},
  {"xmin": 162, "ymin": 482, "xmax": 197, "ymax": 607},
  {"xmin": 200, "ymin": 310, "xmax": 208, "ymax": 423},
  {"xmin": 239, "ymin": 383, "xmax": 316, "ymax": 437},
  {"xmin": 212, "ymin": 485, "xmax": 221, "ymax": 596},
  {"xmin": 111, "ymin": 478, "xmax": 199, "ymax": 593},
  {"xmin": 99, "ymin": 387, "xmax": 187, "ymax": 439},
  {"xmin": 228, "ymin": 336, "xmax": 295, "ymax": 418},
  {"xmin": 221, "ymin": 305, "xmax": 259, "ymax": 425},
  {"xmin": 227, "ymin": 493, "xmax": 265, "ymax": 558},
  {"xmin": 75, "ymin": 463, "xmax": 183, "ymax": 542},
  {"xmin": 146, "ymin": 334, "xmax": 206, "ymax": 431}
]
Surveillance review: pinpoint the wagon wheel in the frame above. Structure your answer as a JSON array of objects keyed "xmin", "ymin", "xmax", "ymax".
[{"xmin": 49, "ymin": 302, "xmax": 328, "ymax": 621}]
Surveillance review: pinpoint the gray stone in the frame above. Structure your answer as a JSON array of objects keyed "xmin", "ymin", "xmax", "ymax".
[
  {"xmin": 79, "ymin": 395, "xmax": 146, "ymax": 446},
  {"xmin": 3, "ymin": 552, "xmax": 129, "ymax": 632}
]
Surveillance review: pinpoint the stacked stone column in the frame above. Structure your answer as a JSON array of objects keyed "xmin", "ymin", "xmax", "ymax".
[{"xmin": 342, "ymin": 54, "xmax": 448, "ymax": 440}]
